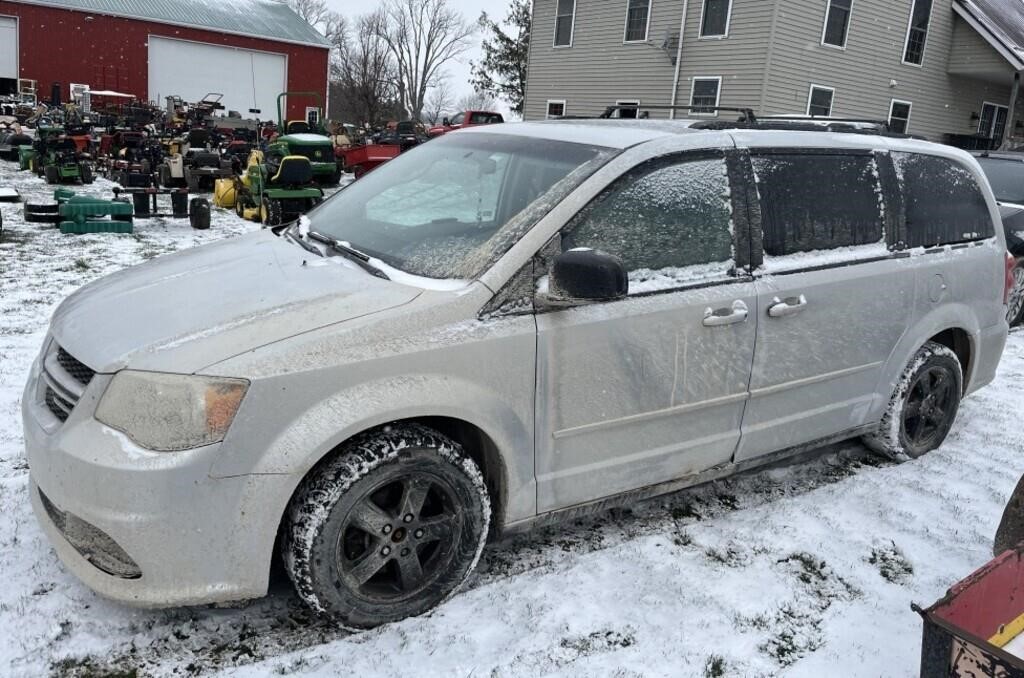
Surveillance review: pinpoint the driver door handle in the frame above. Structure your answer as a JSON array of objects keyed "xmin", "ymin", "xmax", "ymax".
[
  {"xmin": 767, "ymin": 295, "xmax": 808, "ymax": 318},
  {"xmin": 702, "ymin": 300, "xmax": 749, "ymax": 327}
]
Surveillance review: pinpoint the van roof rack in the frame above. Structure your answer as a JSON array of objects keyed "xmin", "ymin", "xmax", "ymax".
[
  {"xmin": 598, "ymin": 104, "xmax": 757, "ymax": 120},
  {"xmin": 593, "ymin": 104, "xmax": 918, "ymax": 139}
]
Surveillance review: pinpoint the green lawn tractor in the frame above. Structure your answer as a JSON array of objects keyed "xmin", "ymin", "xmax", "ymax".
[
  {"xmin": 234, "ymin": 150, "xmax": 324, "ymax": 226},
  {"xmin": 272, "ymin": 92, "xmax": 341, "ymax": 187},
  {"xmin": 39, "ymin": 136, "xmax": 94, "ymax": 186}
]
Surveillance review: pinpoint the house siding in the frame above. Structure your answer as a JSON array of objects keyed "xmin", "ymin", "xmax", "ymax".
[
  {"xmin": 525, "ymin": 0, "xmax": 1019, "ymax": 144},
  {"xmin": 524, "ymin": 0, "xmax": 684, "ymax": 120},
  {"xmin": 761, "ymin": 1, "xmax": 1011, "ymax": 141}
]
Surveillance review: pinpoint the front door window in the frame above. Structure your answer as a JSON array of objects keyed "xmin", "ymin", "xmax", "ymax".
[{"xmin": 979, "ymin": 103, "xmax": 1009, "ymax": 147}]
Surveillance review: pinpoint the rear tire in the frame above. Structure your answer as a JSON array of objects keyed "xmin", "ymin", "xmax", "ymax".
[
  {"xmin": 863, "ymin": 341, "xmax": 962, "ymax": 460},
  {"xmin": 1008, "ymin": 261, "xmax": 1024, "ymax": 327},
  {"xmin": 282, "ymin": 424, "xmax": 490, "ymax": 629},
  {"xmin": 44, "ymin": 165, "xmax": 58, "ymax": 184},
  {"xmin": 80, "ymin": 164, "xmax": 94, "ymax": 185}
]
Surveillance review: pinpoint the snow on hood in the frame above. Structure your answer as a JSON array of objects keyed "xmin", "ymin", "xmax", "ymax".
[{"xmin": 49, "ymin": 231, "xmax": 420, "ymax": 374}]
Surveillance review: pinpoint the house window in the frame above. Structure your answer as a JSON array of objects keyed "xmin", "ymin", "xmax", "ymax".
[
  {"xmin": 546, "ymin": 100, "xmax": 566, "ymax": 119},
  {"xmin": 554, "ymin": 0, "xmax": 576, "ymax": 47},
  {"xmin": 690, "ymin": 77, "xmax": 721, "ymax": 115},
  {"xmin": 624, "ymin": 0, "xmax": 651, "ymax": 42},
  {"xmin": 979, "ymin": 102, "xmax": 1009, "ymax": 144},
  {"xmin": 807, "ymin": 85, "xmax": 835, "ymax": 117},
  {"xmin": 700, "ymin": 0, "xmax": 732, "ymax": 38},
  {"xmin": 902, "ymin": 0, "xmax": 933, "ymax": 65},
  {"xmin": 822, "ymin": 0, "xmax": 853, "ymax": 48},
  {"xmin": 888, "ymin": 99, "xmax": 912, "ymax": 134},
  {"xmin": 616, "ymin": 100, "xmax": 641, "ymax": 119}
]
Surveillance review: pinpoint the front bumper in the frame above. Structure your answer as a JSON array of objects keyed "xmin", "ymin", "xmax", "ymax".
[{"xmin": 22, "ymin": 355, "xmax": 289, "ymax": 608}]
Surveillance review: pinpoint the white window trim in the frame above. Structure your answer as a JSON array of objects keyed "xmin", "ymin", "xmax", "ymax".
[
  {"xmin": 900, "ymin": 0, "xmax": 934, "ymax": 68},
  {"xmin": 615, "ymin": 99, "xmax": 642, "ymax": 118},
  {"xmin": 622, "ymin": 0, "xmax": 653, "ymax": 43},
  {"xmin": 546, "ymin": 99, "xmax": 567, "ymax": 119},
  {"xmin": 979, "ymin": 100, "xmax": 1009, "ymax": 137},
  {"xmin": 888, "ymin": 98, "xmax": 912, "ymax": 132},
  {"xmin": 553, "ymin": 0, "xmax": 577, "ymax": 48},
  {"xmin": 820, "ymin": 0, "xmax": 854, "ymax": 50},
  {"xmin": 806, "ymin": 84, "xmax": 836, "ymax": 117},
  {"xmin": 698, "ymin": 0, "xmax": 733, "ymax": 39},
  {"xmin": 689, "ymin": 77, "xmax": 722, "ymax": 117}
]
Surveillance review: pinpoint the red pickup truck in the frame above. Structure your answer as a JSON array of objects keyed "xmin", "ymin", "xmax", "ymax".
[{"xmin": 427, "ymin": 110, "xmax": 504, "ymax": 137}]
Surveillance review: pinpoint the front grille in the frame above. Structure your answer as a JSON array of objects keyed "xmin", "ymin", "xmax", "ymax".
[
  {"xmin": 45, "ymin": 388, "xmax": 73, "ymax": 422},
  {"xmin": 38, "ymin": 488, "xmax": 142, "ymax": 579},
  {"xmin": 41, "ymin": 344, "xmax": 94, "ymax": 424},
  {"xmin": 57, "ymin": 348, "xmax": 95, "ymax": 386}
]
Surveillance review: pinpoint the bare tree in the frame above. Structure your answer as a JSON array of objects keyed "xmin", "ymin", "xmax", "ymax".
[
  {"xmin": 374, "ymin": 0, "xmax": 475, "ymax": 120},
  {"xmin": 424, "ymin": 76, "xmax": 455, "ymax": 124},
  {"xmin": 332, "ymin": 12, "xmax": 402, "ymax": 127},
  {"xmin": 456, "ymin": 91, "xmax": 497, "ymax": 112},
  {"xmin": 285, "ymin": 0, "xmax": 332, "ymax": 29}
]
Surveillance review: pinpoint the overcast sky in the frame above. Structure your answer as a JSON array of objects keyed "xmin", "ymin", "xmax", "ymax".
[{"xmin": 324, "ymin": 0, "xmax": 515, "ymax": 115}]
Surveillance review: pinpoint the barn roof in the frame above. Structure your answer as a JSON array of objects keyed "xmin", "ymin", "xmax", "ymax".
[{"xmin": 12, "ymin": 0, "xmax": 332, "ymax": 48}]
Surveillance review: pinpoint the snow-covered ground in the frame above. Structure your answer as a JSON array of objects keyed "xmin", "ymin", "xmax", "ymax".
[{"xmin": 1, "ymin": 157, "xmax": 1023, "ymax": 677}]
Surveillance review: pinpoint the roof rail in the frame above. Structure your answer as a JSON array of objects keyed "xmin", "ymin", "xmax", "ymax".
[{"xmin": 598, "ymin": 104, "xmax": 757, "ymax": 121}]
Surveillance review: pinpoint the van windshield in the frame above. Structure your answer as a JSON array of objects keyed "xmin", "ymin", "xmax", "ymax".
[{"xmin": 306, "ymin": 133, "xmax": 612, "ymax": 280}]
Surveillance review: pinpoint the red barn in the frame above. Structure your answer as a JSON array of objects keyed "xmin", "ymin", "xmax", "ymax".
[{"xmin": 0, "ymin": 0, "xmax": 331, "ymax": 122}]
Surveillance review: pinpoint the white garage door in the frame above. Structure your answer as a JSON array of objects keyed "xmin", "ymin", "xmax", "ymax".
[
  {"xmin": 0, "ymin": 17, "xmax": 17, "ymax": 80},
  {"xmin": 148, "ymin": 36, "xmax": 286, "ymax": 121}
]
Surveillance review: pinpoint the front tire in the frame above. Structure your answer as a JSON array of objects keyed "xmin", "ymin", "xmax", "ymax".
[
  {"xmin": 282, "ymin": 424, "xmax": 490, "ymax": 629},
  {"xmin": 863, "ymin": 341, "xmax": 962, "ymax": 460}
]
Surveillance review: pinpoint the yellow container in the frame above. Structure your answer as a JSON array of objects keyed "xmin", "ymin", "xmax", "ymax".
[{"xmin": 213, "ymin": 179, "xmax": 237, "ymax": 208}]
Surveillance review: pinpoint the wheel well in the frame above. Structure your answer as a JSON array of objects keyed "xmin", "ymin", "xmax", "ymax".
[
  {"xmin": 274, "ymin": 417, "xmax": 508, "ymax": 560},
  {"xmin": 928, "ymin": 328, "xmax": 972, "ymax": 393}
]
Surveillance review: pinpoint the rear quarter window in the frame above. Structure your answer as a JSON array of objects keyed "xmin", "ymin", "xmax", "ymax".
[
  {"xmin": 751, "ymin": 153, "xmax": 886, "ymax": 259},
  {"xmin": 893, "ymin": 152, "xmax": 995, "ymax": 248}
]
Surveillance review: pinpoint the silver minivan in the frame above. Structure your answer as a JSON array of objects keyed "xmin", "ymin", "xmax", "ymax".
[{"xmin": 23, "ymin": 120, "xmax": 1010, "ymax": 629}]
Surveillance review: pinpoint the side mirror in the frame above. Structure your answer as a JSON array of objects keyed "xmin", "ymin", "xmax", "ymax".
[
  {"xmin": 442, "ymin": 117, "xmax": 451, "ymax": 127},
  {"xmin": 544, "ymin": 249, "xmax": 628, "ymax": 305}
]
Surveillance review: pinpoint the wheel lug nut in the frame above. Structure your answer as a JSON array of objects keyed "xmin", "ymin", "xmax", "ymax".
[
  {"xmin": 414, "ymin": 529, "xmax": 424, "ymax": 538},
  {"xmin": 401, "ymin": 548, "xmax": 410, "ymax": 557},
  {"xmin": 381, "ymin": 546, "xmax": 391, "ymax": 556},
  {"xmin": 403, "ymin": 514, "xmax": 414, "ymax": 523},
  {"xmin": 382, "ymin": 525, "xmax": 392, "ymax": 534}
]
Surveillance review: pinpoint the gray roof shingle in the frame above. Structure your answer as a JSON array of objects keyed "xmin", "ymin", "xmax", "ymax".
[{"xmin": 13, "ymin": 0, "xmax": 331, "ymax": 48}]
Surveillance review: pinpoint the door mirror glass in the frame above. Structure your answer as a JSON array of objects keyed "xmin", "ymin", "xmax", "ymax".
[{"xmin": 547, "ymin": 248, "xmax": 628, "ymax": 302}]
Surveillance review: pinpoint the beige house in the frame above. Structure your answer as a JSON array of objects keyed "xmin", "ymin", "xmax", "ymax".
[{"xmin": 524, "ymin": 0, "xmax": 1024, "ymax": 149}]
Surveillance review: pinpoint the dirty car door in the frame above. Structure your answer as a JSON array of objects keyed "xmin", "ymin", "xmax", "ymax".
[{"xmin": 535, "ymin": 152, "xmax": 757, "ymax": 512}]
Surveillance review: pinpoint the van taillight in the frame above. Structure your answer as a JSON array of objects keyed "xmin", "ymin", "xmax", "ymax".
[{"xmin": 1007, "ymin": 252, "xmax": 1017, "ymax": 305}]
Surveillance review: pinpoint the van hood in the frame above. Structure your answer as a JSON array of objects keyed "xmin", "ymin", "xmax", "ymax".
[{"xmin": 50, "ymin": 231, "xmax": 421, "ymax": 374}]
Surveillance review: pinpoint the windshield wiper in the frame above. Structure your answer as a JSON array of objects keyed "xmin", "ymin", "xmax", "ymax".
[
  {"xmin": 281, "ymin": 223, "xmax": 323, "ymax": 256},
  {"xmin": 307, "ymin": 230, "xmax": 390, "ymax": 280}
]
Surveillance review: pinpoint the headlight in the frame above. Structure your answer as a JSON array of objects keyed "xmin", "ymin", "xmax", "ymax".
[{"xmin": 95, "ymin": 371, "xmax": 249, "ymax": 452}]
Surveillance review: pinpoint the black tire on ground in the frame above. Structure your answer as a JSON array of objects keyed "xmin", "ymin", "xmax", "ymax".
[
  {"xmin": 282, "ymin": 424, "xmax": 490, "ymax": 629},
  {"xmin": 112, "ymin": 197, "xmax": 133, "ymax": 222},
  {"xmin": 862, "ymin": 341, "xmax": 963, "ymax": 461},
  {"xmin": 324, "ymin": 169, "xmax": 342, "ymax": 187},
  {"xmin": 24, "ymin": 203, "xmax": 59, "ymax": 213},
  {"xmin": 80, "ymin": 164, "xmax": 94, "ymax": 185},
  {"xmin": 235, "ymin": 196, "xmax": 247, "ymax": 219},
  {"xmin": 1008, "ymin": 262, "xmax": 1024, "ymax": 327},
  {"xmin": 995, "ymin": 474, "xmax": 1024, "ymax": 556},
  {"xmin": 43, "ymin": 165, "xmax": 58, "ymax": 184},
  {"xmin": 24, "ymin": 204, "xmax": 61, "ymax": 224},
  {"xmin": 189, "ymin": 198, "xmax": 211, "ymax": 230}
]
